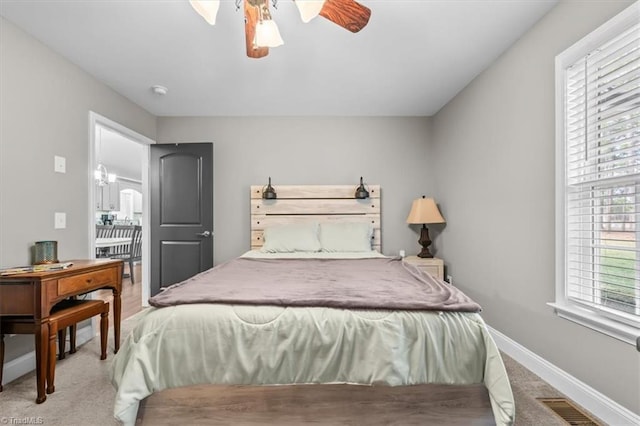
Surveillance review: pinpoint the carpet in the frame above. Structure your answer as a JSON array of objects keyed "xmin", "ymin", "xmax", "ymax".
[{"xmin": 0, "ymin": 310, "xmax": 593, "ymax": 425}]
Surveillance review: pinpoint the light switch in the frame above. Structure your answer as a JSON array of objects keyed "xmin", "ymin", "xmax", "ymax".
[
  {"xmin": 54, "ymin": 156, "xmax": 66, "ymax": 173},
  {"xmin": 54, "ymin": 212, "xmax": 66, "ymax": 229}
]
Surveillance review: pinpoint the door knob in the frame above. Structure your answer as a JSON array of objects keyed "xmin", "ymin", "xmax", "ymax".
[{"xmin": 196, "ymin": 230, "xmax": 212, "ymax": 238}]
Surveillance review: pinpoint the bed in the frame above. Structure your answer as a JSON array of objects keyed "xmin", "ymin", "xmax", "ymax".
[{"xmin": 110, "ymin": 185, "xmax": 515, "ymax": 425}]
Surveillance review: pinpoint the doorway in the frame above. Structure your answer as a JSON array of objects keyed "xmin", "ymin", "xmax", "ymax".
[{"xmin": 89, "ymin": 112, "xmax": 154, "ymax": 319}]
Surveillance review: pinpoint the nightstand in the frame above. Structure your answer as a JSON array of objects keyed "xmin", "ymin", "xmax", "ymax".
[{"xmin": 404, "ymin": 256, "xmax": 444, "ymax": 280}]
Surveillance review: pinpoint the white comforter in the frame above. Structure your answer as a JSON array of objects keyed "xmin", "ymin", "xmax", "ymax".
[{"xmin": 110, "ymin": 253, "xmax": 515, "ymax": 425}]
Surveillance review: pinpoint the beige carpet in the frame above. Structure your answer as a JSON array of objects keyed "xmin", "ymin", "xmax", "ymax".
[{"xmin": 0, "ymin": 311, "xmax": 595, "ymax": 425}]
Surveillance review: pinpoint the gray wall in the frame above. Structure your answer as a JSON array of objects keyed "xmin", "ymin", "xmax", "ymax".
[
  {"xmin": 157, "ymin": 116, "xmax": 434, "ymax": 264},
  {"xmin": 0, "ymin": 18, "xmax": 156, "ymax": 362},
  {"xmin": 430, "ymin": 0, "xmax": 639, "ymax": 415}
]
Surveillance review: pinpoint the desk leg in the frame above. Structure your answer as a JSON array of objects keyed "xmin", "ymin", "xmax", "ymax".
[
  {"xmin": 47, "ymin": 322, "xmax": 57, "ymax": 394},
  {"xmin": 113, "ymin": 288, "xmax": 121, "ymax": 353},
  {"xmin": 0, "ymin": 332, "xmax": 5, "ymax": 393},
  {"xmin": 35, "ymin": 320, "xmax": 48, "ymax": 403}
]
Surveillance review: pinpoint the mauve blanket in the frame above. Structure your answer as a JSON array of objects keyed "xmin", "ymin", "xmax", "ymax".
[{"xmin": 149, "ymin": 257, "xmax": 481, "ymax": 312}]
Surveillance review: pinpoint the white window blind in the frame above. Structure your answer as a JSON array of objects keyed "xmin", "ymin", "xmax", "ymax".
[{"xmin": 564, "ymin": 19, "xmax": 640, "ymax": 327}]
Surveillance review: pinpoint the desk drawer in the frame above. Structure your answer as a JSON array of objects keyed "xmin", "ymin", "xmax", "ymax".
[{"xmin": 57, "ymin": 268, "xmax": 116, "ymax": 295}]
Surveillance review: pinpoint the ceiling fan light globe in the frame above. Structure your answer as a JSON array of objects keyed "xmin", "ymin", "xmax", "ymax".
[
  {"xmin": 294, "ymin": 0, "xmax": 326, "ymax": 23},
  {"xmin": 255, "ymin": 20, "xmax": 284, "ymax": 48},
  {"xmin": 189, "ymin": 0, "xmax": 220, "ymax": 25}
]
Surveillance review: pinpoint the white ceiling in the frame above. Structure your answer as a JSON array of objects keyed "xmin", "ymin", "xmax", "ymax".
[{"xmin": 0, "ymin": 0, "xmax": 558, "ymax": 116}]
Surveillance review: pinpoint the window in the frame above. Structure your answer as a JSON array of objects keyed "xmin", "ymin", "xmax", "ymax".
[{"xmin": 554, "ymin": 2, "xmax": 640, "ymax": 345}]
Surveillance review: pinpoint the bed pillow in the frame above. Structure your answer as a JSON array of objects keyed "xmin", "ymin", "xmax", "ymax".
[
  {"xmin": 319, "ymin": 222, "xmax": 373, "ymax": 252},
  {"xmin": 261, "ymin": 223, "xmax": 321, "ymax": 253}
]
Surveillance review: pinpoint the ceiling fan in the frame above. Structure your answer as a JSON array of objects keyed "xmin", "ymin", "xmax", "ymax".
[{"xmin": 190, "ymin": 0, "xmax": 371, "ymax": 59}]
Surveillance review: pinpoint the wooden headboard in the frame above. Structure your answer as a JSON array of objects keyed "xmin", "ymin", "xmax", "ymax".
[{"xmin": 250, "ymin": 184, "xmax": 381, "ymax": 251}]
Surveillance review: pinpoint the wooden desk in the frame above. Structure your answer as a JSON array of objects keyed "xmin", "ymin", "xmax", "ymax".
[{"xmin": 0, "ymin": 259, "xmax": 123, "ymax": 403}]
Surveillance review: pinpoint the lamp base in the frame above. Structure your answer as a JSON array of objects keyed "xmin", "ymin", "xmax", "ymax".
[
  {"xmin": 417, "ymin": 249, "xmax": 434, "ymax": 259},
  {"xmin": 416, "ymin": 224, "xmax": 434, "ymax": 258}
]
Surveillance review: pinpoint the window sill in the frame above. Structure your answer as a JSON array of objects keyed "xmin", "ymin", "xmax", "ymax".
[{"xmin": 548, "ymin": 302, "xmax": 639, "ymax": 350}]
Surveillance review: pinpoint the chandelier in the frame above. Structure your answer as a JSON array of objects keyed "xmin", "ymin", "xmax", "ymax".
[
  {"xmin": 189, "ymin": 0, "xmax": 371, "ymax": 58},
  {"xmin": 94, "ymin": 164, "xmax": 117, "ymax": 187},
  {"xmin": 94, "ymin": 127, "xmax": 117, "ymax": 186}
]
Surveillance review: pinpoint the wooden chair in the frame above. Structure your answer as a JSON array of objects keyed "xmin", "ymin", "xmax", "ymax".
[
  {"xmin": 109, "ymin": 225, "xmax": 134, "ymax": 257},
  {"xmin": 96, "ymin": 224, "xmax": 114, "ymax": 258},
  {"xmin": 96, "ymin": 224, "xmax": 114, "ymax": 238},
  {"xmin": 0, "ymin": 299, "xmax": 109, "ymax": 396},
  {"xmin": 111, "ymin": 225, "xmax": 142, "ymax": 284}
]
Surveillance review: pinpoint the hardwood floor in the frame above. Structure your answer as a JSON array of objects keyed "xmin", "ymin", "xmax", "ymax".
[
  {"xmin": 138, "ymin": 383, "xmax": 494, "ymax": 425},
  {"xmin": 94, "ymin": 263, "xmax": 142, "ymax": 320}
]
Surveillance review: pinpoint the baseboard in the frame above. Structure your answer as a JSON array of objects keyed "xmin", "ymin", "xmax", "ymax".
[
  {"xmin": 488, "ymin": 325, "xmax": 640, "ymax": 426},
  {"xmin": 2, "ymin": 324, "xmax": 94, "ymax": 386}
]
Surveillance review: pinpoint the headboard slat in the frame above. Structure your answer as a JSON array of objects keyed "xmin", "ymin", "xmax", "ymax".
[
  {"xmin": 251, "ymin": 199, "xmax": 378, "ymax": 215},
  {"xmin": 251, "ymin": 229, "xmax": 381, "ymax": 248},
  {"xmin": 250, "ymin": 185, "xmax": 380, "ymax": 199},
  {"xmin": 252, "ymin": 214, "xmax": 380, "ymax": 228}
]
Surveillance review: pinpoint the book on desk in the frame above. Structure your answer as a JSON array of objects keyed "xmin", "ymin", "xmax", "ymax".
[{"xmin": 0, "ymin": 262, "xmax": 74, "ymax": 276}]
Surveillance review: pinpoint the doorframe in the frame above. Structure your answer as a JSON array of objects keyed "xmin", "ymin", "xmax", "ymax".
[{"xmin": 88, "ymin": 111, "xmax": 155, "ymax": 306}]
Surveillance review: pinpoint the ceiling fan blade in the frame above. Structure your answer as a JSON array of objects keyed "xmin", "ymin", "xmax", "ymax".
[
  {"xmin": 244, "ymin": 0, "xmax": 269, "ymax": 59},
  {"xmin": 319, "ymin": 0, "xmax": 371, "ymax": 33}
]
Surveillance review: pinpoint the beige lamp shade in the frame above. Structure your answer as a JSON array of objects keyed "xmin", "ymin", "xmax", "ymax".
[{"xmin": 406, "ymin": 197, "xmax": 445, "ymax": 224}]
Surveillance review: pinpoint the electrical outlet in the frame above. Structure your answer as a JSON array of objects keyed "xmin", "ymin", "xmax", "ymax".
[
  {"xmin": 399, "ymin": 249, "xmax": 406, "ymax": 258},
  {"xmin": 446, "ymin": 275, "xmax": 453, "ymax": 285}
]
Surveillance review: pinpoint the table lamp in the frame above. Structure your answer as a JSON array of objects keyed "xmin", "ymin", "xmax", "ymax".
[{"xmin": 406, "ymin": 196, "xmax": 445, "ymax": 258}]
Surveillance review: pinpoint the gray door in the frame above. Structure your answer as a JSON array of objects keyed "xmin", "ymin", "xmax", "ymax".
[{"xmin": 150, "ymin": 143, "xmax": 213, "ymax": 296}]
